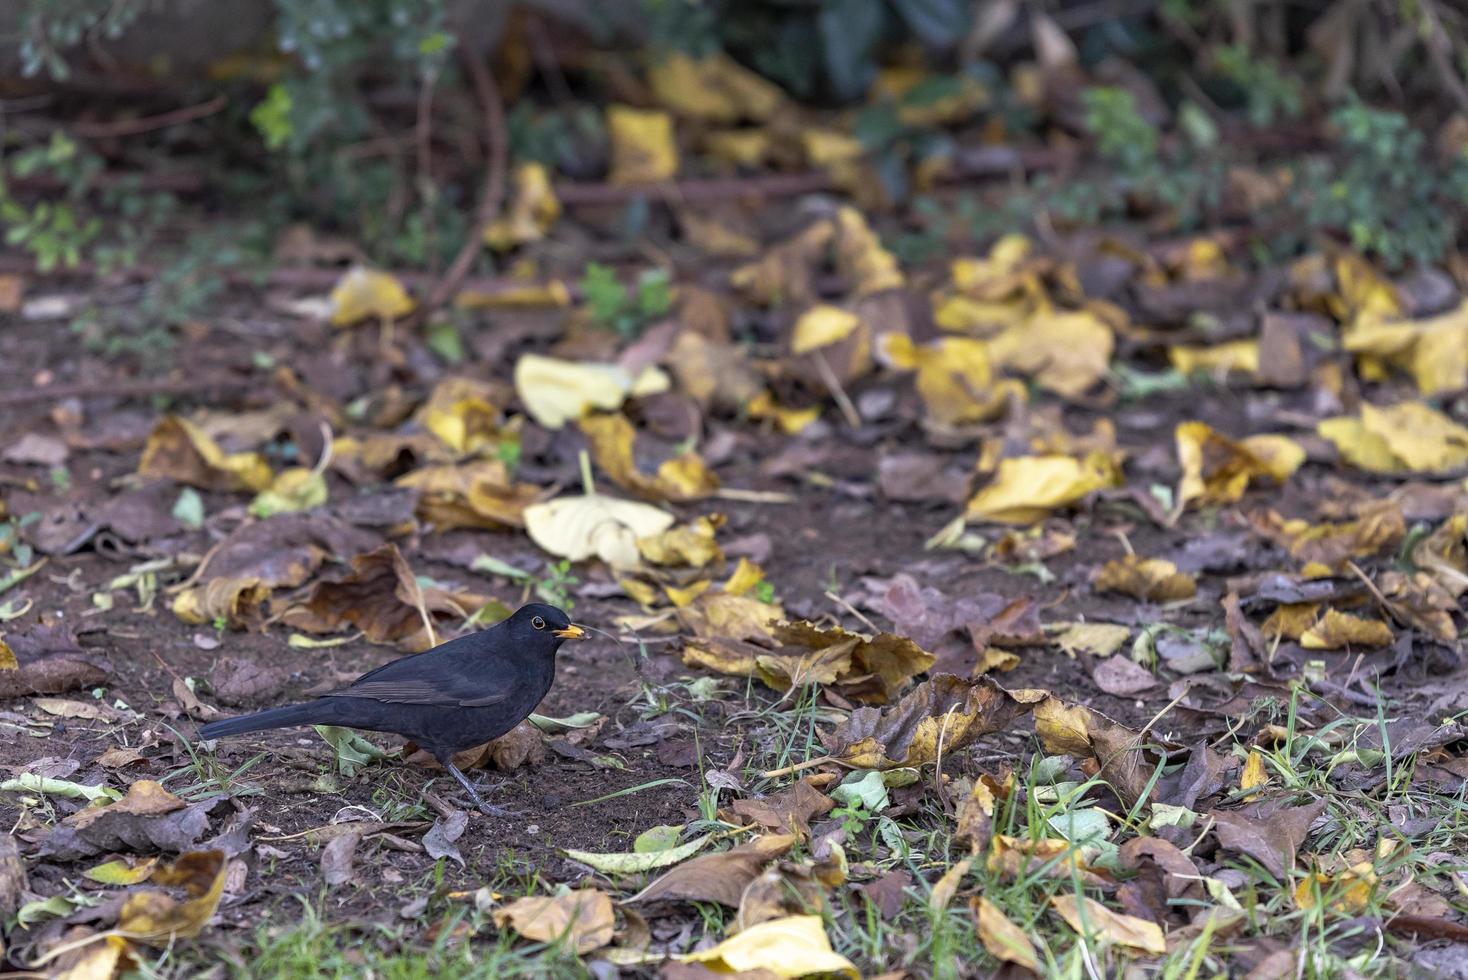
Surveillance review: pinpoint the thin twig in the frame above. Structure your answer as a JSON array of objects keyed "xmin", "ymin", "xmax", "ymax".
[
  {"xmin": 825, "ymin": 590, "xmax": 881, "ymax": 634},
  {"xmin": 72, "ymin": 95, "xmax": 227, "ymax": 139},
  {"xmin": 0, "ymin": 373, "xmax": 254, "ymax": 407},
  {"xmin": 417, "ymin": 42, "xmax": 508, "ymax": 322},
  {"xmin": 812, "ymin": 350, "xmax": 861, "ymax": 429}
]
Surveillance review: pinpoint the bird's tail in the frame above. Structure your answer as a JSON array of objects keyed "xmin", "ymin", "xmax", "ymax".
[{"xmin": 198, "ymin": 702, "xmax": 325, "ymax": 740}]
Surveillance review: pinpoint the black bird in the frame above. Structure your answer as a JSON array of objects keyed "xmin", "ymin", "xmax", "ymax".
[{"xmin": 199, "ymin": 602, "xmax": 585, "ymax": 813}]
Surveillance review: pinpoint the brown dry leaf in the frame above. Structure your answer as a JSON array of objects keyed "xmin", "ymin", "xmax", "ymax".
[
  {"xmin": 280, "ymin": 544, "xmax": 481, "ymax": 650},
  {"xmin": 492, "ymin": 888, "xmax": 615, "ymax": 954},
  {"xmin": 877, "ymin": 333, "xmax": 1019, "ymax": 427},
  {"xmin": 1209, "ymin": 800, "xmax": 1325, "ymax": 878},
  {"xmin": 116, "ymin": 850, "xmax": 227, "ymax": 945},
  {"xmin": 731, "ymin": 219, "xmax": 834, "ymax": 308},
  {"xmin": 1176, "ymin": 422, "xmax": 1305, "ymax": 507},
  {"xmin": 666, "ymin": 331, "xmax": 764, "ymax": 411},
  {"xmin": 186, "ymin": 513, "xmax": 380, "ymax": 590},
  {"xmin": 1413, "ymin": 514, "xmax": 1468, "ymax": 598},
  {"xmin": 579, "ymin": 412, "xmax": 719, "ymax": 503},
  {"xmin": 647, "ymin": 51, "xmax": 784, "ymax": 122},
  {"xmin": 824, "ymin": 675, "xmax": 1043, "ymax": 770},
  {"xmin": 1251, "ymin": 500, "xmax": 1405, "ymax": 573},
  {"xmin": 954, "ymin": 773, "xmax": 1009, "ymax": 852},
  {"xmin": 1299, "ymin": 608, "xmax": 1394, "ymax": 649},
  {"xmin": 730, "ymin": 781, "xmax": 835, "ymax": 839},
  {"xmin": 171, "ymin": 577, "xmax": 270, "ymax": 629},
  {"xmin": 607, "ymin": 106, "xmax": 678, "ymax": 185},
  {"xmin": 137, "ymin": 416, "xmax": 272, "ymax": 493},
  {"xmin": 1033, "ymin": 698, "xmax": 1154, "ymax": 808},
  {"xmin": 414, "ymin": 377, "xmax": 509, "ymax": 458},
  {"xmin": 736, "ymin": 860, "xmax": 834, "ymax": 932},
  {"xmin": 327, "ymin": 266, "xmax": 414, "ymax": 326},
  {"xmin": 987, "ymin": 834, "xmax": 1108, "ymax": 885},
  {"xmin": 972, "ymin": 896, "xmax": 1041, "ymax": 973},
  {"xmin": 1049, "ymin": 893, "xmax": 1165, "ymax": 956},
  {"xmin": 396, "ymin": 460, "xmax": 540, "ymax": 530},
  {"xmin": 632, "ymin": 834, "xmax": 796, "ymax": 907},
  {"xmin": 1091, "ymin": 655, "xmax": 1158, "ymax": 697},
  {"xmin": 966, "ymin": 453, "xmax": 1122, "ymax": 525},
  {"xmin": 484, "ymin": 162, "xmax": 561, "ymax": 250},
  {"xmin": 929, "ymin": 857, "xmax": 974, "ymax": 913},
  {"xmin": 1318, "ymin": 402, "xmax": 1468, "ymax": 474},
  {"xmin": 1094, "ymin": 555, "xmax": 1197, "ymax": 602},
  {"xmin": 676, "ymin": 915, "xmax": 857, "ymax": 979}
]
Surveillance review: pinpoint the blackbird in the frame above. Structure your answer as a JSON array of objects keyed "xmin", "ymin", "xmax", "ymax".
[{"xmin": 199, "ymin": 602, "xmax": 585, "ymax": 813}]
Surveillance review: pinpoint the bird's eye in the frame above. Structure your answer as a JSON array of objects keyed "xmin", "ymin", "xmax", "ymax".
[{"xmin": 532, "ymin": 616, "xmax": 546, "ymax": 630}]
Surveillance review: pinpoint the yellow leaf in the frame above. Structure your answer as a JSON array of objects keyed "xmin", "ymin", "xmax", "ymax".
[
  {"xmin": 1049, "ymin": 893, "xmax": 1165, "ymax": 955},
  {"xmin": 484, "ymin": 163, "xmax": 561, "ymax": 250},
  {"xmin": 724, "ymin": 557, "xmax": 765, "ymax": 596},
  {"xmin": 579, "ymin": 412, "xmax": 718, "ymax": 502},
  {"xmin": 396, "ymin": 460, "xmax": 540, "ymax": 530},
  {"xmin": 84, "ymin": 856, "xmax": 160, "ymax": 885},
  {"xmin": 949, "ymin": 234, "xmax": 1036, "ymax": 299},
  {"xmin": 1319, "ymin": 402, "xmax": 1468, "ymax": 474},
  {"xmin": 1094, "ymin": 555, "xmax": 1197, "ymax": 602},
  {"xmin": 647, "ymin": 52, "xmax": 784, "ymax": 122},
  {"xmin": 117, "ymin": 850, "xmax": 227, "ymax": 945},
  {"xmin": 249, "ymin": 467, "xmax": 327, "ymax": 517},
  {"xmin": 637, "ymin": 515, "xmax": 725, "ymax": 568},
  {"xmin": 1169, "ymin": 339, "xmax": 1260, "ymax": 376},
  {"xmin": 747, "ymin": 391, "xmax": 822, "ymax": 434},
  {"xmin": 1334, "ymin": 252, "xmax": 1401, "ymax": 323},
  {"xmin": 703, "ymin": 128, "xmax": 771, "ymax": 168},
  {"xmin": 1294, "ymin": 862, "xmax": 1377, "ymax": 913},
  {"xmin": 987, "ymin": 309, "xmax": 1115, "ymax": 398},
  {"xmin": 524, "ymin": 490, "xmax": 674, "ymax": 570},
  {"xmin": 973, "ymin": 896, "xmax": 1041, "ymax": 973},
  {"xmin": 676, "ymin": 915, "xmax": 858, "ymax": 979},
  {"xmin": 513, "ymin": 354, "xmax": 670, "ymax": 430},
  {"xmin": 52, "ymin": 934, "xmax": 133, "ymax": 979},
  {"xmin": 877, "ymin": 333, "xmax": 1018, "ymax": 427},
  {"xmin": 930, "ymin": 857, "xmax": 973, "ymax": 913},
  {"xmin": 417, "ymin": 378, "xmax": 506, "ymax": 457},
  {"xmin": 328, "ymin": 266, "xmax": 414, "ymax": 326},
  {"xmin": 834, "ymin": 206, "xmax": 904, "ymax": 296},
  {"xmin": 607, "ymin": 106, "xmax": 678, "ymax": 185},
  {"xmin": 965, "ymin": 453, "xmax": 1121, "ymax": 525},
  {"xmin": 455, "ymin": 279, "xmax": 571, "ymax": 309},
  {"xmin": 1176, "ymin": 421, "xmax": 1304, "ymax": 506},
  {"xmin": 1299, "ymin": 608, "xmax": 1394, "ymax": 649},
  {"xmin": 492, "ymin": 888, "xmax": 615, "ymax": 954},
  {"xmin": 1051, "ymin": 622, "xmax": 1130, "ymax": 659},
  {"xmin": 138, "ymin": 416, "xmax": 273, "ymax": 492},
  {"xmin": 1240, "ymin": 749, "xmax": 1268, "ymax": 795},
  {"xmin": 791, "ymin": 305, "xmax": 861, "ymax": 354},
  {"xmin": 1262, "ymin": 602, "xmax": 1321, "ymax": 640},
  {"xmin": 172, "ymin": 577, "xmax": 270, "ymax": 628}
]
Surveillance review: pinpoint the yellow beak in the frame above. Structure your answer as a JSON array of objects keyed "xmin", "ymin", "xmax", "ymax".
[{"xmin": 554, "ymin": 624, "xmax": 586, "ymax": 639}]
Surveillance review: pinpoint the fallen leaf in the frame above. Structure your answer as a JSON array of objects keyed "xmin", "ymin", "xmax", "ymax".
[
  {"xmin": 396, "ymin": 460, "xmax": 540, "ymax": 529},
  {"xmin": 137, "ymin": 416, "xmax": 272, "ymax": 493},
  {"xmin": 1208, "ymin": 799, "xmax": 1325, "ymax": 878},
  {"xmin": 321, "ymin": 830, "xmax": 360, "ymax": 887},
  {"xmin": 607, "ymin": 105, "xmax": 678, "ymax": 185},
  {"xmin": 877, "ymin": 333, "xmax": 1018, "ymax": 427},
  {"xmin": 1169, "ymin": 339, "xmax": 1260, "ymax": 377},
  {"xmin": 973, "ymin": 896, "xmax": 1041, "ymax": 973},
  {"xmin": 1343, "ymin": 299, "xmax": 1468, "ymax": 395},
  {"xmin": 1319, "ymin": 402, "xmax": 1468, "ymax": 474},
  {"xmin": 565, "ymin": 833, "xmax": 711, "ymax": 875},
  {"xmin": 249, "ymin": 466, "xmax": 327, "ymax": 517},
  {"xmin": 422, "ymin": 810, "xmax": 469, "ymax": 867},
  {"xmin": 171, "ymin": 577, "xmax": 270, "ymax": 629},
  {"xmin": 1176, "ymin": 422, "xmax": 1304, "ymax": 507},
  {"xmin": 930, "ymin": 857, "xmax": 973, "ymax": 913},
  {"xmin": 1033, "ymin": 698, "xmax": 1155, "ymax": 808},
  {"xmin": 84, "ymin": 856, "xmax": 160, "ymax": 885},
  {"xmin": 986, "ymin": 834, "xmax": 1107, "ymax": 885},
  {"xmin": 1299, "ymin": 608, "xmax": 1394, "ymax": 649},
  {"xmin": 633, "ymin": 834, "xmax": 796, "ymax": 907},
  {"xmin": 824, "ymin": 675, "xmax": 1043, "ymax": 770},
  {"xmin": 676, "ymin": 914, "xmax": 857, "ymax": 979},
  {"xmin": 327, "ymin": 266, "xmax": 413, "ymax": 326},
  {"xmin": 116, "ymin": 850, "xmax": 227, "ymax": 945},
  {"xmin": 986, "ymin": 307, "xmax": 1115, "ymax": 398},
  {"xmin": 484, "ymin": 162, "xmax": 561, "ymax": 250},
  {"xmin": 966, "ymin": 453, "xmax": 1122, "ymax": 525},
  {"xmin": 493, "ymin": 888, "xmax": 615, "ymax": 953},
  {"xmin": 648, "ymin": 51, "xmax": 784, "ymax": 122},
  {"xmin": 524, "ymin": 465, "xmax": 675, "ymax": 569},
  {"xmin": 579, "ymin": 412, "xmax": 719, "ymax": 502},
  {"xmin": 1049, "ymin": 893, "xmax": 1165, "ymax": 955},
  {"xmin": 514, "ymin": 354, "xmax": 670, "ymax": 430},
  {"xmin": 1091, "ymin": 655, "xmax": 1158, "ymax": 696},
  {"xmin": 1094, "ymin": 555, "xmax": 1197, "ymax": 602},
  {"xmin": 1052, "ymin": 622, "xmax": 1131, "ymax": 658},
  {"xmin": 730, "ymin": 781, "xmax": 835, "ymax": 838}
]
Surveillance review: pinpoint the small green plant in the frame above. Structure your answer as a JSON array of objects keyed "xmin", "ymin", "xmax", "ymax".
[
  {"xmin": 579, "ymin": 263, "xmax": 673, "ymax": 337},
  {"xmin": 535, "ymin": 560, "xmax": 579, "ymax": 609},
  {"xmin": 1213, "ymin": 44, "xmax": 1304, "ymax": 127},
  {"xmin": 752, "ymin": 580, "xmax": 776, "ymax": 604},
  {"xmin": 0, "ymin": 132, "xmax": 102, "ymax": 272}
]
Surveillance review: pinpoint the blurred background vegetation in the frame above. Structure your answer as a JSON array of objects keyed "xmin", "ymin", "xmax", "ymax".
[{"xmin": 3, "ymin": 0, "xmax": 1466, "ymax": 299}]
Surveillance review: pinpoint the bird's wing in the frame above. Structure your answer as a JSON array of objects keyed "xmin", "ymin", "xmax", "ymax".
[{"xmin": 325, "ymin": 646, "xmax": 513, "ymax": 707}]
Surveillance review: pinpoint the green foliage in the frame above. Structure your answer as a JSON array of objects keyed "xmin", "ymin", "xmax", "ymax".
[
  {"xmin": 1300, "ymin": 100, "xmax": 1468, "ymax": 269},
  {"xmin": 0, "ymin": 132, "xmax": 101, "ymax": 271},
  {"xmin": 1082, "ymin": 87, "xmax": 1159, "ymax": 176},
  {"xmin": 579, "ymin": 263, "xmax": 673, "ymax": 337},
  {"xmin": 16, "ymin": 0, "xmax": 148, "ymax": 80},
  {"xmin": 535, "ymin": 560, "xmax": 579, "ymax": 609},
  {"xmin": 1213, "ymin": 44, "xmax": 1303, "ymax": 127}
]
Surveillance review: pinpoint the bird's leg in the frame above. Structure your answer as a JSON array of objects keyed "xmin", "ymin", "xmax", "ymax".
[{"xmin": 435, "ymin": 753, "xmax": 518, "ymax": 817}]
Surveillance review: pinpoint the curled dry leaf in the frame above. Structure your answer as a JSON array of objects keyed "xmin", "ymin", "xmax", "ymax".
[
  {"xmin": 39, "ymin": 779, "xmax": 222, "ymax": 861},
  {"xmin": 514, "ymin": 353, "xmax": 670, "ymax": 430},
  {"xmin": 137, "ymin": 416, "xmax": 272, "ymax": 493},
  {"xmin": 171, "ymin": 577, "xmax": 270, "ymax": 629},
  {"xmin": 1299, "ymin": 608, "xmax": 1394, "ymax": 649},
  {"xmin": 988, "ymin": 834, "xmax": 1110, "ymax": 885},
  {"xmin": 675, "ymin": 914, "xmax": 858, "ymax": 979},
  {"xmin": 1176, "ymin": 421, "xmax": 1305, "ymax": 507},
  {"xmin": 877, "ymin": 333, "xmax": 1018, "ymax": 427},
  {"xmin": 637, "ymin": 515, "xmax": 724, "ymax": 568},
  {"xmin": 117, "ymin": 849, "xmax": 228, "ymax": 945},
  {"xmin": 729, "ymin": 780, "xmax": 834, "ymax": 838},
  {"xmin": 1093, "ymin": 555, "xmax": 1197, "ymax": 602},
  {"xmin": 484, "ymin": 162, "xmax": 561, "ymax": 250},
  {"xmin": 1049, "ymin": 893, "xmax": 1165, "ymax": 956},
  {"xmin": 965, "ymin": 453, "xmax": 1121, "ymax": 525},
  {"xmin": 397, "ymin": 460, "xmax": 540, "ymax": 530},
  {"xmin": 824, "ymin": 674, "xmax": 1044, "ymax": 770},
  {"xmin": 327, "ymin": 266, "xmax": 414, "ymax": 326},
  {"xmin": 280, "ymin": 544, "xmax": 485, "ymax": 650},
  {"xmin": 973, "ymin": 896, "xmax": 1041, "ymax": 973},
  {"xmin": 579, "ymin": 412, "xmax": 719, "ymax": 503},
  {"xmin": 1032, "ymin": 697, "xmax": 1156, "ymax": 809},
  {"xmin": 525, "ymin": 489, "xmax": 674, "ymax": 570},
  {"xmin": 564, "ymin": 834, "xmax": 711, "ymax": 876},
  {"xmin": 492, "ymin": 888, "xmax": 615, "ymax": 954},
  {"xmin": 632, "ymin": 833, "xmax": 796, "ymax": 907}
]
